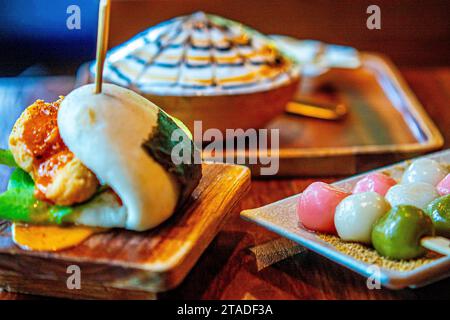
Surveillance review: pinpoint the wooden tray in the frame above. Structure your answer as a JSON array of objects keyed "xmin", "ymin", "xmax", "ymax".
[
  {"xmin": 235, "ymin": 53, "xmax": 443, "ymax": 176},
  {"xmin": 0, "ymin": 163, "xmax": 250, "ymax": 299},
  {"xmin": 241, "ymin": 149, "xmax": 450, "ymax": 289},
  {"xmin": 76, "ymin": 53, "xmax": 443, "ymax": 177}
]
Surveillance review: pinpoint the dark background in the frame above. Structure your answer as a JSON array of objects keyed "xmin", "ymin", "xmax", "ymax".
[{"xmin": 0, "ymin": 0, "xmax": 449, "ymax": 76}]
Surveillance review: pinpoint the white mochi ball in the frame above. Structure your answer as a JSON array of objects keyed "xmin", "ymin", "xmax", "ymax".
[
  {"xmin": 401, "ymin": 158, "xmax": 447, "ymax": 186},
  {"xmin": 334, "ymin": 192, "xmax": 390, "ymax": 244},
  {"xmin": 385, "ymin": 182, "xmax": 439, "ymax": 211}
]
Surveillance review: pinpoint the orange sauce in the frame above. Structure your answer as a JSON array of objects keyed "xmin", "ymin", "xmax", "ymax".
[
  {"xmin": 190, "ymin": 38, "xmax": 211, "ymax": 47},
  {"xmin": 21, "ymin": 98, "xmax": 73, "ymax": 202},
  {"xmin": 233, "ymin": 34, "xmax": 250, "ymax": 46},
  {"xmin": 218, "ymin": 72, "xmax": 257, "ymax": 84},
  {"xmin": 12, "ymin": 223, "xmax": 102, "ymax": 251},
  {"xmin": 189, "ymin": 79, "xmax": 214, "ymax": 86},
  {"xmin": 214, "ymin": 56, "xmax": 242, "ymax": 64},
  {"xmin": 186, "ymin": 56, "xmax": 211, "ymax": 62}
]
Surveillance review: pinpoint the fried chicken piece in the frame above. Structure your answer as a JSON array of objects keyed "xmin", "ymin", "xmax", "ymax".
[{"xmin": 9, "ymin": 98, "xmax": 99, "ymax": 205}]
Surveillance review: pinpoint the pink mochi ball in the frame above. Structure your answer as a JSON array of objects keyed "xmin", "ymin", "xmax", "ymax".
[
  {"xmin": 437, "ymin": 174, "xmax": 450, "ymax": 196},
  {"xmin": 297, "ymin": 182, "xmax": 350, "ymax": 234},
  {"xmin": 353, "ymin": 173, "xmax": 397, "ymax": 196}
]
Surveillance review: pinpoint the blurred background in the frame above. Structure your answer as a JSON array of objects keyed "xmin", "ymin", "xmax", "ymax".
[{"xmin": 0, "ymin": 0, "xmax": 449, "ymax": 76}]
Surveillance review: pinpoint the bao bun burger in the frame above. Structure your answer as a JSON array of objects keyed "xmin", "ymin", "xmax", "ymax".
[
  {"xmin": 1, "ymin": 83, "xmax": 201, "ymax": 250},
  {"xmin": 89, "ymin": 12, "xmax": 301, "ymax": 134}
]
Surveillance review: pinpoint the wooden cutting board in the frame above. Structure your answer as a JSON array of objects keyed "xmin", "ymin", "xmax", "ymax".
[{"xmin": 0, "ymin": 163, "xmax": 250, "ymax": 299}]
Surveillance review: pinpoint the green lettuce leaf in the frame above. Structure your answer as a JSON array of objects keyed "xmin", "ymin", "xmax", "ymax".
[
  {"xmin": 0, "ymin": 149, "xmax": 17, "ymax": 167},
  {"xmin": 0, "ymin": 149, "xmax": 112, "ymax": 226},
  {"xmin": 0, "ymin": 148, "xmax": 74, "ymax": 224},
  {"xmin": 0, "ymin": 168, "xmax": 74, "ymax": 224}
]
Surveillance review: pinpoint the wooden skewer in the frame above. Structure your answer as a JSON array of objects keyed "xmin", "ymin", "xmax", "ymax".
[
  {"xmin": 94, "ymin": 0, "xmax": 111, "ymax": 94},
  {"xmin": 421, "ymin": 236, "xmax": 450, "ymax": 256}
]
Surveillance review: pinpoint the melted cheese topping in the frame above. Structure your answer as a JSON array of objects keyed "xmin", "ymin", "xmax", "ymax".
[{"xmin": 93, "ymin": 11, "xmax": 299, "ymax": 96}]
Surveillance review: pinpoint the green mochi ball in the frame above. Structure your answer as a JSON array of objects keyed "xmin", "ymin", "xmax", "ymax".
[
  {"xmin": 372, "ymin": 205, "xmax": 434, "ymax": 260},
  {"xmin": 426, "ymin": 195, "xmax": 450, "ymax": 237}
]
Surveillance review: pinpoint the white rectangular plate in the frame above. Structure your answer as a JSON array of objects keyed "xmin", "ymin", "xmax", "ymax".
[{"xmin": 241, "ymin": 149, "xmax": 450, "ymax": 289}]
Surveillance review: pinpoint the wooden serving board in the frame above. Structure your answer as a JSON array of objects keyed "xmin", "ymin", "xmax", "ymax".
[{"xmin": 0, "ymin": 163, "xmax": 250, "ymax": 299}]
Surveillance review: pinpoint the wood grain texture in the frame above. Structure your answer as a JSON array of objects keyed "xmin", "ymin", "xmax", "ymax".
[
  {"xmin": 0, "ymin": 68, "xmax": 449, "ymax": 300},
  {"xmin": 105, "ymin": 0, "xmax": 450, "ymax": 67},
  {"xmin": 0, "ymin": 163, "xmax": 251, "ymax": 299},
  {"xmin": 2, "ymin": 0, "xmax": 449, "ymax": 77}
]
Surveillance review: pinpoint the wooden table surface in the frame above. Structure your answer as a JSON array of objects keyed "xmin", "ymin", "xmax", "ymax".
[{"xmin": 0, "ymin": 67, "xmax": 449, "ymax": 300}]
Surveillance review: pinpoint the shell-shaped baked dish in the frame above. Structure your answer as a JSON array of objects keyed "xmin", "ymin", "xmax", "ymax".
[
  {"xmin": 89, "ymin": 12, "xmax": 300, "ymax": 133},
  {"xmin": 91, "ymin": 11, "xmax": 299, "ymax": 96}
]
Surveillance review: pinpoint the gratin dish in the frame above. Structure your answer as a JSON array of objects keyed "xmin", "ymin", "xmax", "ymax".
[
  {"xmin": 241, "ymin": 149, "xmax": 450, "ymax": 289},
  {"xmin": 87, "ymin": 12, "xmax": 301, "ymax": 134}
]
